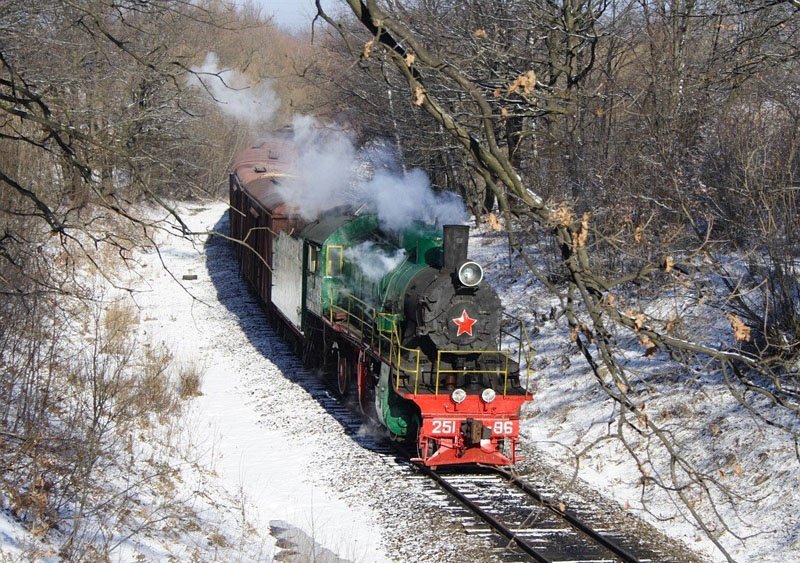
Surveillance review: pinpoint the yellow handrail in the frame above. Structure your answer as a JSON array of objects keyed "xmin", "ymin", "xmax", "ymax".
[{"xmin": 434, "ymin": 349, "xmax": 511, "ymax": 396}]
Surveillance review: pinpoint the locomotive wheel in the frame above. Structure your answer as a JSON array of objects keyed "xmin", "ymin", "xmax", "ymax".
[
  {"xmin": 357, "ymin": 353, "xmax": 377, "ymax": 418},
  {"xmin": 302, "ymin": 329, "xmax": 323, "ymax": 370},
  {"xmin": 336, "ymin": 349, "xmax": 351, "ymax": 397}
]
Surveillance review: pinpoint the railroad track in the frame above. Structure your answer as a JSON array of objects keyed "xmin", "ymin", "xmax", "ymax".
[
  {"xmin": 271, "ymin": 343, "xmax": 664, "ymax": 561},
  {"xmin": 238, "ymin": 311, "xmax": 667, "ymax": 561},
  {"xmin": 413, "ymin": 464, "xmax": 662, "ymax": 562}
]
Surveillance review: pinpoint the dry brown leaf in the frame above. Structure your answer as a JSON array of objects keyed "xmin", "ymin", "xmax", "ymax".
[
  {"xmin": 493, "ymin": 88, "xmax": 502, "ymax": 99},
  {"xmin": 413, "ymin": 84, "xmax": 426, "ymax": 106},
  {"xmin": 486, "ymin": 212, "xmax": 503, "ymax": 232},
  {"xmin": 664, "ymin": 256, "xmax": 674, "ymax": 272},
  {"xmin": 726, "ymin": 313, "xmax": 751, "ymax": 342},
  {"xmin": 626, "ymin": 310, "xmax": 646, "ymax": 330},
  {"xmin": 575, "ymin": 212, "xmax": 590, "ymax": 248},
  {"xmin": 31, "ymin": 521, "xmax": 51, "ymax": 536},
  {"xmin": 404, "ymin": 51, "xmax": 416, "ymax": 67},
  {"xmin": 500, "ymin": 107, "xmax": 509, "ymax": 118},
  {"xmin": 734, "ymin": 464, "xmax": 744, "ymax": 476},
  {"xmin": 634, "ymin": 224, "xmax": 644, "ymax": 244},
  {"xmin": 363, "ymin": 39, "xmax": 375, "ymax": 59},
  {"xmin": 616, "ymin": 379, "xmax": 629, "ymax": 393},
  {"xmin": 558, "ymin": 501, "xmax": 566, "ymax": 513},
  {"xmin": 606, "ymin": 293, "xmax": 616, "ymax": 307},
  {"xmin": 508, "ymin": 70, "xmax": 536, "ymax": 95},
  {"xmin": 665, "ymin": 317, "xmax": 677, "ymax": 334},
  {"xmin": 473, "ymin": 28, "xmax": 488, "ymax": 39},
  {"xmin": 640, "ymin": 335, "xmax": 657, "ymax": 356},
  {"xmin": 551, "ymin": 204, "xmax": 573, "ymax": 227}
]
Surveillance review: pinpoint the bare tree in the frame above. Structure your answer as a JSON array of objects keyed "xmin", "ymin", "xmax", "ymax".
[
  {"xmin": 0, "ymin": 1, "xmax": 315, "ymax": 556},
  {"xmin": 315, "ymin": 1, "xmax": 800, "ymax": 559}
]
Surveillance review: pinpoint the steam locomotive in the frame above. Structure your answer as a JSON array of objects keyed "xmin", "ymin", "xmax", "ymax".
[{"xmin": 228, "ymin": 131, "xmax": 532, "ymax": 467}]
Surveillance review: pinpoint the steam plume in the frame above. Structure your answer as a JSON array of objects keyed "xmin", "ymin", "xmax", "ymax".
[
  {"xmin": 186, "ymin": 53, "xmax": 468, "ymax": 230},
  {"xmin": 187, "ymin": 53, "xmax": 279, "ymax": 125},
  {"xmin": 344, "ymin": 242, "xmax": 407, "ymax": 282},
  {"xmin": 277, "ymin": 116, "xmax": 468, "ymax": 230}
]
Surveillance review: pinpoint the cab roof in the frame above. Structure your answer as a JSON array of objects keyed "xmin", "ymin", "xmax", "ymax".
[{"xmin": 300, "ymin": 209, "xmax": 355, "ymax": 245}]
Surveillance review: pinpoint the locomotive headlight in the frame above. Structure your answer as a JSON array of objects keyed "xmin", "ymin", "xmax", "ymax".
[
  {"xmin": 451, "ymin": 388, "xmax": 467, "ymax": 404},
  {"xmin": 481, "ymin": 388, "xmax": 497, "ymax": 403},
  {"xmin": 458, "ymin": 261, "xmax": 483, "ymax": 287}
]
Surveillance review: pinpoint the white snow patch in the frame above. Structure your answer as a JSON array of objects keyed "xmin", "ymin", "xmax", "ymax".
[
  {"xmin": 469, "ymin": 225, "xmax": 800, "ymax": 563},
  {"xmin": 127, "ymin": 201, "xmax": 388, "ymax": 562}
]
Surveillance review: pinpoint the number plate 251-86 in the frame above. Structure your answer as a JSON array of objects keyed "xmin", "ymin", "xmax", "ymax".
[{"xmin": 427, "ymin": 419, "xmax": 517, "ymax": 436}]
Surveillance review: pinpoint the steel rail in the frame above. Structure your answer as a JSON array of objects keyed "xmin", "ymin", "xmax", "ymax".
[
  {"xmin": 492, "ymin": 466, "xmax": 642, "ymax": 563},
  {"xmin": 415, "ymin": 464, "xmax": 549, "ymax": 562}
]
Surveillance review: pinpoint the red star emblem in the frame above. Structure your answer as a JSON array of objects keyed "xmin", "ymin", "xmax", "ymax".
[{"xmin": 452, "ymin": 309, "xmax": 477, "ymax": 336}]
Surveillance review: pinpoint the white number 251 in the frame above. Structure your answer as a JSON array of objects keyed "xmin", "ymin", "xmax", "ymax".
[{"xmin": 431, "ymin": 419, "xmax": 457, "ymax": 434}]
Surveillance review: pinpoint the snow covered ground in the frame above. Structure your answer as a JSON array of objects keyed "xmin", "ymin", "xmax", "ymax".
[
  {"xmin": 3, "ymin": 198, "xmax": 797, "ymax": 562},
  {"xmin": 469, "ymin": 226, "xmax": 800, "ymax": 563},
  {"xmin": 124, "ymin": 202, "xmax": 392, "ymax": 562}
]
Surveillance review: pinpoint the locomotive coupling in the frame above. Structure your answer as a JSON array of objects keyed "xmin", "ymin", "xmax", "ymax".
[{"xmin": 461, "ymin": 417, "xmax": 492, "ymax": 446}]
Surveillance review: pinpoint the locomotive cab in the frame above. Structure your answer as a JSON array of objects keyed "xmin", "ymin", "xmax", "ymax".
[{"xmin": 400, "ymin": 225, "xmax": 524, "ymax": 396}]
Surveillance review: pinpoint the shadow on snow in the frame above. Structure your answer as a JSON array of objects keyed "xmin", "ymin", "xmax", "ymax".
[{"xmin": 203, "ymin": 209, "xmax": 396, "ymax": 459}]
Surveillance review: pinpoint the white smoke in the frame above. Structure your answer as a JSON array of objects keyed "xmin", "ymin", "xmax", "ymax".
[
  {"xmin": 276, "ymin": 115, "xmax": 359, "ymax": 220},
  {"xmin": 188, "ymin": 52, "xmax": 279, "ymax": 125},
  {"xmin": 344, "ymin": 242, "xmax": 407, "ymax": 282},
  {"xmin": 186, "ymin": 55, "xmax": 467, "ymax": 230},
  {"xmin": 361, "ymin": 168, "xmax": 467, "ymax": 232},
  {"xmin": 275, "ymin": 115, "xmax": 468, "ymax": 230}
]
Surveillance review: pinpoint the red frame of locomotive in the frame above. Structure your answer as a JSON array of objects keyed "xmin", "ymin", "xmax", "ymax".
[{"xmin": 412, "ymin": 395, "xmax": 528, "ymax": 466}]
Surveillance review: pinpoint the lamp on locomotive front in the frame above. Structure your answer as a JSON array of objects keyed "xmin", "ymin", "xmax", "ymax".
[{"xmin": 457, "ymin": 261, "xmax": 484, "ymax": 287}]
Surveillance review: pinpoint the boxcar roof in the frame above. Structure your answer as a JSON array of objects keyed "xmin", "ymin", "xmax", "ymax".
[
  {"xmin": 243, "ymin": 177, "xmax": 291, "ymax": 213},
  {"xmin": 232, "ymin": 137, "xmax": 297, "ymax": 214}
]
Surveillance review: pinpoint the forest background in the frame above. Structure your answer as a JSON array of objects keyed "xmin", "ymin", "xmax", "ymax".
[{"xmin": 1, "ymin": 1, "xmax": 798, "ymax": 561}]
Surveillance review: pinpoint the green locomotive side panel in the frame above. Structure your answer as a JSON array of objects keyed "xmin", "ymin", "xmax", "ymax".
[
  {"xmin": 376, "ymin": 364, "xmax": 418, "ymax": 437},
  {"xmin": 378, "ymin": 260, "xmax": 424, "ymax": 311},
  {"xmin": 312, "ymin": 213, "xmax": 449, "ymax": 340},
  {"xmin": 319, "ymin": 214, "xmax": 378, "ymax": 313},
  {"xmin": 394, "ymin": 223, "xmax": 444, "ymax": 267}
]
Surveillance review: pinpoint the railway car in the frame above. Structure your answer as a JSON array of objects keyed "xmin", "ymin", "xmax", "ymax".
[{"xmin": 229, "ymin": 133, "xmax": 533, "ymax": 467}]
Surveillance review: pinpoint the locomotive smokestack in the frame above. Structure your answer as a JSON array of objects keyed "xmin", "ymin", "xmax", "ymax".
[{"xmin": 443, "ymin": 225, "xmax": 469, "ymax": 272}]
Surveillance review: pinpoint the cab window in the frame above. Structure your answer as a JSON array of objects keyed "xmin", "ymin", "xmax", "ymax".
[
  {"xmin": 308, "ymin": 245, "xmax": 319, "ymax": 273},
  {"xmin": 326, "ymin": 245, "xmax": 343, "ymax": 276}
]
